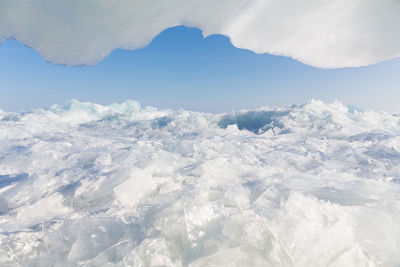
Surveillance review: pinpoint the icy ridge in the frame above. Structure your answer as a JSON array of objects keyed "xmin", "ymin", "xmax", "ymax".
[{"xmin": 0, "ymin": 100, "xmax": 400, "ymax": 266}]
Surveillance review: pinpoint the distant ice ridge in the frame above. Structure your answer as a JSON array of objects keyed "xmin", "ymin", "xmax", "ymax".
[
  {"xmin": 1, "ymin": 0, "xmax": 400, "ymax": 68},
  {"xmin": 0, "ymin": 99, "xmax": 400, "ymax": 266}
]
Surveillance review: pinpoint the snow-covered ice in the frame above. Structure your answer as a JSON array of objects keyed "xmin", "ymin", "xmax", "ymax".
[
  {"xmin": 1, "ymin": 0, "xmax": 400, "ymax": 68},
  {"xmin": 0, "ymin": 99, "xmax": 399, "ymax": 266}
]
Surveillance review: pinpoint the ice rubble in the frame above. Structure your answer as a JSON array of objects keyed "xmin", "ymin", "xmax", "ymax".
[
  {"xmin": 0, "ymin": 99, "xmax": 400, "ymax": 266},
  {"xmin": 1, "ymin": 0, "xmax": 399, "ymax": 68}
]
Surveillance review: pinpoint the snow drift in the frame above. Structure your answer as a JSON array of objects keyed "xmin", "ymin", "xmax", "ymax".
[
  {"xmin": 0, "ymin": 0, "xmax": 399, "ymax": 68},
  {"xmin": 0, "ymin": 99, "xmax": 400, "ymax": 266}
]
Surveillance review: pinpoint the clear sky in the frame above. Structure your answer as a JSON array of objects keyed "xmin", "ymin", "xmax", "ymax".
[{"xmin": 0, "ymin": 26, "xmax": 399, "ymax": 113}]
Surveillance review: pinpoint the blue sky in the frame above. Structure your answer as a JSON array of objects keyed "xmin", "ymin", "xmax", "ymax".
[{"xmin": 1, "ymin": 26, "xmax": 399, "ymax": 113}]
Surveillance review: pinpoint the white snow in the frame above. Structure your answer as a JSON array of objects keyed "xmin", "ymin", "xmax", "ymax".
[
  {"xmin": 0, "ymin": 0, "xmax": 399, "ymax": 68},
  {"xmin": 0, "ymin": 99, "xmax": 399, "ymax": 266}
]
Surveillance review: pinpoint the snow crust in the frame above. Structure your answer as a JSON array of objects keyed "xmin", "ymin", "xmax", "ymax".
[
  {"xmin": 0, "ymin": 99, "xmax": 400, "ymax": 266},
  {"xmin": 1, "ymin": 0, "xmax": 399, "ymax": 68}
]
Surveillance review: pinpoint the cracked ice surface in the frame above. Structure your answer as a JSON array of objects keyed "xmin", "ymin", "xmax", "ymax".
[{"xmin": 0, "ymin": 99, "xmax": 400, "ymax": 266}]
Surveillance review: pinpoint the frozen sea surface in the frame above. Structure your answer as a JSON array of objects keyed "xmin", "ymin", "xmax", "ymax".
[{"xmin": 0, "ymin": 100, "xmax": 399, "ymax": 266}]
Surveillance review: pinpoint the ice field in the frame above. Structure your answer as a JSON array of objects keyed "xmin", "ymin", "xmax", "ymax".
[{"xmin": 0, "ymin": 99, "xmax": 400, "ymax": 266}]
